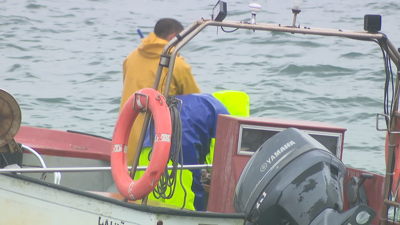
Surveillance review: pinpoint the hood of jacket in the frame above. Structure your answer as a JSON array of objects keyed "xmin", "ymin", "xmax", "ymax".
[{"xmin": 137, "ymin": 32, "xmax": 169, "ymax": 59}]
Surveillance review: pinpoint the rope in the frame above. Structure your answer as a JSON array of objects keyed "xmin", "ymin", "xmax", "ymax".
[
  {"xmin": 378, "ymin": 36, "xmax": 395, "ymax": 130},
  {"xmin": 149, "ymin": 95, "xmax": 187, "ymax": 209}
]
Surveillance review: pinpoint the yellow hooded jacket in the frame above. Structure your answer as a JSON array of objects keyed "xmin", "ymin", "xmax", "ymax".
[{"xmin": 120, "ymin": 32, "xmax": 201, "ymax": 164}]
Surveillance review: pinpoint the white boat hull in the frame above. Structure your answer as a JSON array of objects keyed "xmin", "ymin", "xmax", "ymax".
[{"xmin": 0, "ymin": 174, "xmax": 245, "ymax": 225}]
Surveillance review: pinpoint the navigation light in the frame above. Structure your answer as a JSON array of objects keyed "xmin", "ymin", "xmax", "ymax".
[
  {"xmin": 212, "ymin": 1, "xmax": 227, "ymax": 22},
  {"xmin": 364, "ymin": 15, "xmax": 381, "ymax": 33}
]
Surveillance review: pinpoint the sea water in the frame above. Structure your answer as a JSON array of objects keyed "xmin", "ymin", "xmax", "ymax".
[{"xmin": 1, "ymin": 0, "xmax": 400, "ymax": 175}]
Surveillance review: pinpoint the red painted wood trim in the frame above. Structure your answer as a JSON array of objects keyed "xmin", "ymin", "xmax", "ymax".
[{"xmin": 15, "ymin": 126, "xmax": 111, "ymax": 161}]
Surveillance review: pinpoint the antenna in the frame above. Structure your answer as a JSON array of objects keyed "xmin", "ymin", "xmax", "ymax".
[
  {"xmin": 291, "ymin": 1, "xmax": 301, "ymax": 28},
  {"xmin": 248, "ymin": 3, "xmax": 261, "ymax": 24}
]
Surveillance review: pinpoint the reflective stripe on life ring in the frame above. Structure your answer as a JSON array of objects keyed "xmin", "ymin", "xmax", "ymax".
[{"xmin": 111, "ymin": 88, "xmax": 171, "ymax": 200}]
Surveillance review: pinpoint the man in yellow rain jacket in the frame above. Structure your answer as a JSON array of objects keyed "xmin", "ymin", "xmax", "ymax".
[{"xmin": 120, "ymin": 18, "xmax": 201, "ymax": 164}]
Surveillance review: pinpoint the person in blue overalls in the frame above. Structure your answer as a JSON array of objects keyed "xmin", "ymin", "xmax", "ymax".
[{"xmin": 135, "ymin": 90, "xmax": 250, "ymax": 211}]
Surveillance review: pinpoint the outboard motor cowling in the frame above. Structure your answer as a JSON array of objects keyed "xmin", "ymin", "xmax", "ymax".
[{"xmin": 234, "ymin": 128, "xmax": 375, "ymax": 225}]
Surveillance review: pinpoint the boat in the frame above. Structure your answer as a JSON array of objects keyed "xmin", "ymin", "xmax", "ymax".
[{"xmin": 0, "ymin": 1, "xmax": 399, "ymax": 224}]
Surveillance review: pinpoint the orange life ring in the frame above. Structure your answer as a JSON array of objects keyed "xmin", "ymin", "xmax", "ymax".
[
  {"xmin": 111, "ymin": 88, "xmax": 171, "ymax": 200},
  {"xmin": 385, "ymin": 121, "xmax": 400, "ymax": 202}
]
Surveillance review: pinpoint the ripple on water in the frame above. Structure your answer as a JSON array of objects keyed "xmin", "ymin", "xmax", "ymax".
[
  {"xmin": 7, "ymin": 64, "xmax": 21, "ymax": 72},
  {"xmin": 271, "ymin": 64, "xmax": 356, "ymax": 77},
  {"xmin": 0, "ymin": 15, "xmax": 40, "ymax": 26},
  {"xmin": 8, "ymin": 56, "xmax": 34, "ymax": 59},
  {"xmin": 367, "ymin": 2, "xmax": 400, "ymax": 10},
  {"xmin": 48, "ymin": 14, "xmax": 76, "ymax": 18},
  {"xmin": 6, "ymin": 44, "xmax": 27, "ymax": 51},
  {"xmin": 340, "ymin": 52, "xmax": 365, "ymax": 59},
  {"xmin": 308, "ymin": 96, "xmax": 381, "ymax": 108},
  {"xmin": 104, "ymin": 71, "xmax": 120, "ymax": 75},
  {"xmin": 30, "ymin": 27, "xmax": 75, "ymax": 34},
  {"xmin": 36, "ymin": 97, "xmax": 70, "ymax": 104},
  {"xmin": 84, "ymin": 19, "xmax": 96, "ymax": 26},
  {"xmin": 88, "ymin": 61, "xmax": 101, "ymax": 66},
  {"xmin": 26, "ymin": 4, "xmax": 46, "ymax": 9}
]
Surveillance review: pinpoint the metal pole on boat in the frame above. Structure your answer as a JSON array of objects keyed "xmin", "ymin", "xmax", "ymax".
[
  {"xmin": 0, "ymin": 164, "xmax": 213, "ymax": 173},
  {"xmin": 129, "ymin": 112, "xmax": 151, "ymax": 178},
  {"xmin": 380, "ymin": 63, "xmax": 400, "ymax": 225},
  {"xmin": 128, "ymin": 111, "xmax": 152, "ymax": 204},
  {"xmin": 130, "ymin": 52, "xmax": 171, "ymax": 179},
  {"xmin": 156, "ymin": 21, "xmax": 200, "ymax": 96},
  {"xmin": 132, "ymin": 113, "xmax": 151, "ymax": 205},
  {"xmin": 386, "ymin": 39, "xmax": 400, "ymax": 67},
  {"xmin": 291, "ymin": 2, "xmax": 301, "ymax": 28},
  {"xmin": 21, "ymin": 144, "xmax": 62, "ymax": 185}
]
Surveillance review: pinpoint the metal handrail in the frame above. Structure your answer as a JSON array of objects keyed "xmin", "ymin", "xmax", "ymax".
[
  {"xmin": 161, "ymin": 19, "xmax": 398, "ymax": 97},
  {"xmin": 129, "ymin": 16, "xmax": 400, "ymax": 222},
  {"xmin": 22, "ymin": 144, "xmax": 62, "ymax": 184},
  {"xmin": 0, "ymin": 164, "xmax": 213, "ymax": 173},
  {"xmin": 132, "ymin": 18, "xmax": 400, "ymax": 173}
]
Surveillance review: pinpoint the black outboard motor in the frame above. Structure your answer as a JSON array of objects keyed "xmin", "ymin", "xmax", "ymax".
[{"xmin": 234, "ymin": 128, "xmax": 376, "ymax": 225}]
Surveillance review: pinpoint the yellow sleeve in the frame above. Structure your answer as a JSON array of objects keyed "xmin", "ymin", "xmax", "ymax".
[
  {"xmin": 205, "ymin": 138, "xmax": 216, "ymax": 173},
  {"xmin": 122, "ymin": 57, "xmax": 129, "ymax": 84}
]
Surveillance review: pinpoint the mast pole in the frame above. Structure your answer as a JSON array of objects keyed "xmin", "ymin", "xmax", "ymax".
[{"xmin": 380, "ymin": 43, "xmax": 400, "ymax": 225}]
